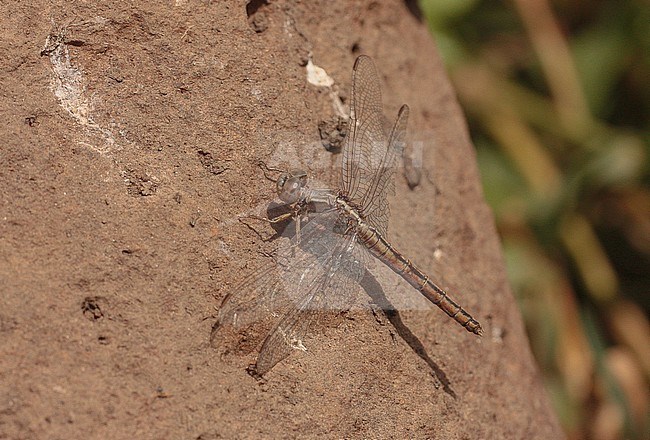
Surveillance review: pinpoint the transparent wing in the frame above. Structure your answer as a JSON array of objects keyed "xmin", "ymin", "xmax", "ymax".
[
  {"xmin": 255, "ymin": 234, "xmax": 370, "ymax": 375},
  {"xmin": 252, "ymin": 267, "xmax": 324, "ymax": 375},
  {"xmin": 341, "ymin": 55, "xmax": 385, "ymax": 205},
  {"xmin": 213, "ymin": 210, "xmax": 367, "ymax": 374},
  {"xmin": 341, "ymin": 55, "xmax": 409, "ymax": 235},
  {"xmin": 358, "ymin": 104, "xmax": 409, "ymax": 236}
]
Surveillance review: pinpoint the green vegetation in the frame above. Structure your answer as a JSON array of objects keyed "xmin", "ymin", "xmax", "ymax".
[{"xmin": 420, "ymin": 0, "xmax": 649, "ymax": 437}]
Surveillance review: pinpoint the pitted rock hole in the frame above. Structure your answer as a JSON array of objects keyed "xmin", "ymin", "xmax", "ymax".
[{"xmin": 246, "ymin": 0, "xmax": 270, "ymax": 33}]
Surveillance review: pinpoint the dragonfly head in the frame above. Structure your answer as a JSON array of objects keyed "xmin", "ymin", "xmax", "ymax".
[{"xmin": 276, "ymin": 169, "xmax": 308, "ymax": 204}]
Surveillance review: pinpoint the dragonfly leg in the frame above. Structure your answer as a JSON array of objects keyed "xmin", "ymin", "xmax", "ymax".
[
  {"xmin": 241, "ymin": 205, "xmax": 306, "ymax": 246},
  {"xmin": 241, "ymin": 208, "xmax": 296, "ymax": 225},
  {"xmin": 294, "ymin": 213, "xmax": 302, "ymax": 244},
  {"xmin": 264, "ymin": 212, "xmax": 296, "ymax": 224}
]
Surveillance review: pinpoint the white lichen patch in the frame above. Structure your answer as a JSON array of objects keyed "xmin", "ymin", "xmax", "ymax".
[
  {"xmin": 306, "ymin": 59, "xmax": 334, "ymax": 88},
  {"xmin": 43, "ymin": 27, "xmax": 115, "ymax": 154},
  {"xmin": 305, "ymin": 58, "xmax": 348, "ymax": 119}
]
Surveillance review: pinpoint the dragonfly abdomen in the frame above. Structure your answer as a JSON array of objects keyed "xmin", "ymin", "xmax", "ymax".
[{"xmin": 355, "ymin": 222, "xmax": 483, "ymax": 336}]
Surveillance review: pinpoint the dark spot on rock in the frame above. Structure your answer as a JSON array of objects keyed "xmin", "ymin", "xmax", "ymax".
[
  {"xmin": 124, "ymin": 169, "xmax": 158, "ymax": 197},
  {"xmin": 198, "ymin": 150, "xmax": 228, "ymax": 175},
  {"xmin": 189, "ymin": 212, "xmax": 200, "ymax": 227},
  {"xmin": 65, "ymin": 39, "xmax": 86, "ymax": 47},
  {"xmin": 107, "ymin": 72, "xmax": 124, "ymax": 83},
  {"xmin": 195, "ymin": 431, "xmax": 220, "ymax": 440},
  {"xmin": 0, "ymin": 314, "xmax": 18, "ymax": 333},
  {"xmin": 81, "ymin": 296, "xmax": 106, "ymax": 320},
  {"xmin": 250, "ymin": 13, "xmax": 268, "ymax": 33},
  {"xmin": 246, "ymin": 0, "xmax": 269, "ymax": 33},
  {"xmin": 318, "ymin": 117, "xmax": 348, "ymax": 153}
]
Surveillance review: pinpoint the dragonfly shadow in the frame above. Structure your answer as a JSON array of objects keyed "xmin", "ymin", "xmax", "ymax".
[
  {"xmin": 254, "ymin": 201, "xmax": 297, "ymax": 239},
  {"xmin": 359, "ymin": 270, "xmax": 458, "ymax": 399},
  {"xmin": 259, "ymin": 202, "xmax": 319, "ymax": 240}
]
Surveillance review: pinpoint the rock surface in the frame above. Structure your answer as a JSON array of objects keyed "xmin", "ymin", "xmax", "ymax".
[{"xmin": 0, "ymin": 1, "xmax": 563, "ymax": 438}]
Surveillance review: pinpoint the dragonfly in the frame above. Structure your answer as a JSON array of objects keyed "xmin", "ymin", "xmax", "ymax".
[{"xmin": 213, "ymin": 55, "xmax": 482, "ymax": 376}]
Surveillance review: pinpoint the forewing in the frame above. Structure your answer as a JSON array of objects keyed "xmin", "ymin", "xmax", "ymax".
[
  {"xmin": 341, "ymin": 56, "xmax": 409, "ymax": 235},
  {"xmin": 341, "ymin": 56, "xmax": 386, "ymax": 209}
]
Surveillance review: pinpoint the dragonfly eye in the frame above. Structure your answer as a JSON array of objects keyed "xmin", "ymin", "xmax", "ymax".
[
  {"xmin": 276, "ymin": 173, "xmax": 289, "ymax": 193},
  {"xmin": 276, "ymin": 170, "xmax": 307, "ymax": 204}
]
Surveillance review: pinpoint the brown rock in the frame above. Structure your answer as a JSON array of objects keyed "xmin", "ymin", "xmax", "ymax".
[{"xmin": 0, "ymin": 1, "xmax": 562, "ymax": 438}]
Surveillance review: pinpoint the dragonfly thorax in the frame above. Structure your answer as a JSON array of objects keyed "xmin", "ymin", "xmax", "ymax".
[
  {"xmin": 334, "ymin": 196, "xmax": 365, "ymax": 225},
  {"xmin": 276, "ymin": 169, "xmax": 308, "ymax": 204}
]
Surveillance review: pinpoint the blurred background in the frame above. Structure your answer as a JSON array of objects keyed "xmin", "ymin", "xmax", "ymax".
[{"xmin": 418, "ymin": 0, "xmax": 649, "ymax": 438}]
